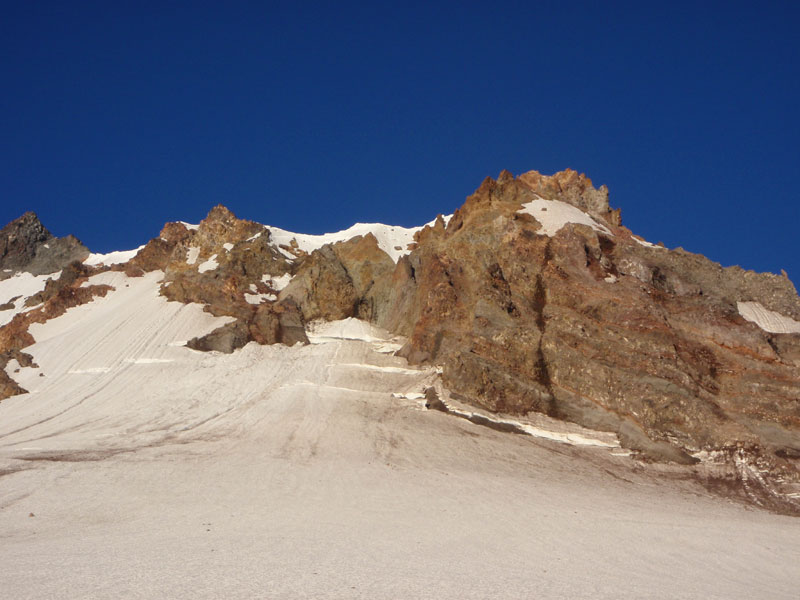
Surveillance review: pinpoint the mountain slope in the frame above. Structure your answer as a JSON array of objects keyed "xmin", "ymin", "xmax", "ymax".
[
  {"xmin": 1, "ymin": 266, "xmax": 798, "ymax": 599},
  {"xmin": 1, "ymin": 168, "xmax": 799, "ymax": 597}
]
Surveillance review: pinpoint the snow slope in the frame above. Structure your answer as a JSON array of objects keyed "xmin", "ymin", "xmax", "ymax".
[{"xmin": 1, "ymin": 272, "xmax": 799, "ymax": 599}]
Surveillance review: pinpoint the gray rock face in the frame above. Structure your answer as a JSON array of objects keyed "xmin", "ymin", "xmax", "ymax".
[{"xmin": 0, "ymin": 212, "xmax": 89, "ymax": 278}]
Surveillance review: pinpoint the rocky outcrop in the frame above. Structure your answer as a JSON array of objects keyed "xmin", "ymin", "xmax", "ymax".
[
  {"xmin": 2, "ymin": 168, "xmax": 798, "ymax": 513},
  {"xmin": 0, "ymin": 212, "xmax": 89, "ymax": 278},
  {"xmin": 281, "ymin": 233, "xmax": 396, "ymax": 323},
  {"xmin": 0, "ymin": 349, "xmax": 37, "ymax": 399},
  {"xmin": 151, "ymin": 206, "xmax": 308, "ymax": 351}
]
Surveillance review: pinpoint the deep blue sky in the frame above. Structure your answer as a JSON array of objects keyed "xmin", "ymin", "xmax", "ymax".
[{"xmin": 2, "ymin": 2, "xmax": 799, "ymax": 284}]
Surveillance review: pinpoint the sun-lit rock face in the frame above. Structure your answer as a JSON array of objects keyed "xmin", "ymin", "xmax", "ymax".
[
  {"xmin": 277, "ymin": 169, "xmax": 800, "ymax": 512},
  {"xmin": 1, "ymin": 168, "xmax": 799, "ymax": 514}
]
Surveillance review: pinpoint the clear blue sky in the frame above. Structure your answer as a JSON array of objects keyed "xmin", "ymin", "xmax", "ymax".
[{"xmin": 2, "ymin": 1, "xmax": 798, "ymax": 283}]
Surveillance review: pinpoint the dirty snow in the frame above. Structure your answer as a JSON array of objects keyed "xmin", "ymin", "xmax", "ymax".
[
  {"xmin": 519, "ymin": 197, "xmax": 612, "ymax": 236},
  {"xmin": 737, "ymin": 301, "xmax": 800, "ymax": 334}
]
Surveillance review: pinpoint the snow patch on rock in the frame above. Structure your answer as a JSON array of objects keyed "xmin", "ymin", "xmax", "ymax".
[
  {"xmin": 197, "ymin": 254, "xmax": 218, "ymax": 273},
  {"xmin": 737, "ymin": 301, "xmax": 800, "ymax": 334},
  {"xmin": 265, "ymin": 273, "xmax": 293, "ymax": 292},
  {"xmin": 185, "ymin": 247, "xmax": 200, "ymax": 265},
  {"xmin": 519, "ymin": 197, "xmax": 612, "ymax": 237}
]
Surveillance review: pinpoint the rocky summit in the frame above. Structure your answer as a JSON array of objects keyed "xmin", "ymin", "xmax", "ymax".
[
  {"xmin": 0, "ymin": 212, "xmax": 89, "ymax": 279},
  {"xmin": 1, "ymin": 168, "xmax": 799, "ymax": 515}
]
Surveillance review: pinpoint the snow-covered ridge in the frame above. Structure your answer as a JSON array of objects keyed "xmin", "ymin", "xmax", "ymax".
[
  {"xmin": 84, "ymin": 245, "xmax": 145, "ymax": 267},
  {"xmin": 80, "ymin": 215, "xmax": 453, "ymax": 267},
  {"xmin": 267, "ymin": 215, "xmax": 452, "ymax": 263}
]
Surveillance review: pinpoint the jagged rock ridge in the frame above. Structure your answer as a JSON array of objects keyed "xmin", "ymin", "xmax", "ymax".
[{"xmin": 1, "ymin": 168, "xmax": 799, "ymax": 514}]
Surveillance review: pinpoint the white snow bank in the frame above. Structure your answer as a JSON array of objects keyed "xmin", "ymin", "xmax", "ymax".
[
  {"xmin": 267, "ymin": 215, "xmax": 452, "ymax": 263},
  {"xmin": 519, "ymin": 197, "xmax": 612, "ymax": 237},
  {"xmin": 737, "ymin": 301, "xmax": 800, "ymax": 334},
  {"xmin": 84, "ymin": 246, "xmax": 145, "ymax": 267},
  {"xmin": 178, "ymin": 221, "xmax": 199, "ymax": 231},
  {"xmin": 198, "ymin": 254, "xmax": 219, "ymax": 273}
]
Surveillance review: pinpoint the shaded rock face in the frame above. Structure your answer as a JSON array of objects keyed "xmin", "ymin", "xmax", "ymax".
[{"xmin": 0, "ymin": 212, "xmax": 89, "ymax": 278}]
